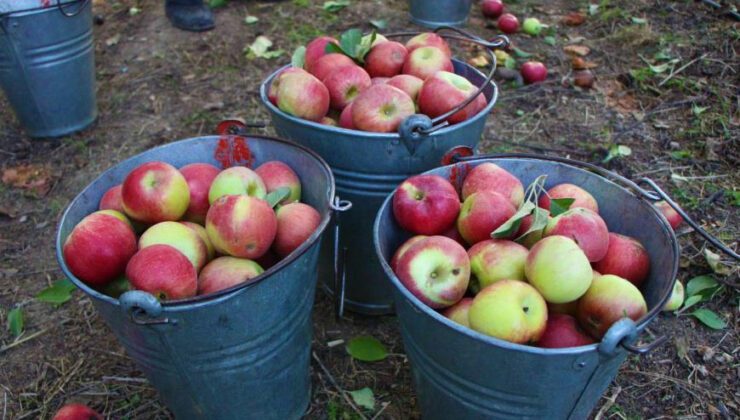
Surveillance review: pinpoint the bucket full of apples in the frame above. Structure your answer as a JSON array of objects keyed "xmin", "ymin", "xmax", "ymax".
[
  {"xmin": 55, "ymin": 131, "xmax": 342, "ymax": 419},
  {"xmin": 259, "ymin": 26, "xmax": 508, "ymax": 316},
  {"xmin": 373, "ymin": 152, "xmax": 685, "ymax": 418}
]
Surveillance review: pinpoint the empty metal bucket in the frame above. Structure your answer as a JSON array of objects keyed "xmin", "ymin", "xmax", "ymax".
[
  {"xmin": 56, "ymin": 135, "xmax": 335, "ymax": 419},
  {"xmin": 408, "ymin": 0, "xmax": 474, "ymax": 28},
  {"xmin": 0, "ymin": 0, "xmax": 96, "ymax": 138},
  {"xmin": 373, "ymin": 154, "xmax": 679, "ymax": 419}
]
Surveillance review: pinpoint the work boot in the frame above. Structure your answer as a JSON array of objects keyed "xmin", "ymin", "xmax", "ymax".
[{"xmin": 165, "ymin": 0, "xmax": 215, "ymax": 32}]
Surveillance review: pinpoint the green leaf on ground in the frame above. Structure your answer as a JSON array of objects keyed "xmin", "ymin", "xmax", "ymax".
[
  {"xmin": 36, "ymin": 279, "xmax": 76, "ymax": 305},
  {"xmin": 323, "ymin": 0, "xmax": 350, "ymax": 12},
  {"xmin": 512, "ymin": 47, "xmax": 533, "ymax": 58},
  {"xmin": 544, "ymin": 36, "xmax": 556, "ymax": 46},
  {"xmin": 246, "ymin": 36, "xmax": 284, "ymax": 59},
  {"xmin": 292, "ymin": 46, "xmax": 306, "ymax": 68},
  {"xmin": 680, "ymin": 294, "xmax": 702, "ymax": 312},
  {"xmin": 7, "ymin": 307, "xmax": 23, "ymax": 337},
  {"xmin": 348, "ymin": 387, "xmax": 375, "ymax": 410},
  {"xmin": 631, "ymin": 17, "xmax": 647, "ymax": 24},
  {"xmin": 209, "ymin": 0, "xmax": 227, "ymax": 8},
  {"xmin": 685, "ymin": 275, "xmax": 718, "ymax": 297},
  {"xmin": 549, "ymin": 198, "xmax": 575, "ymax": 217},
  {"xmin": 369, "ymin": 19, "xmax": 387, "ymax": 29},
  {"xmin": 346, "ymin": 336, "xmax": 387, "ymax": 362},
  {"xmin": 691, "ymin": 309, "xmax": 726, "ymax": 330}
]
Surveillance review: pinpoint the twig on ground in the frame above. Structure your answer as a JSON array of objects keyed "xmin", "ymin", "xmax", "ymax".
[
  {"xmin": 0, "ymin": 328, "xmax": 50, "ymax": 354},
  {"xmin": 312, "ymin": 352, "xmax": 368, "ymax": 420},
  {"xmin": 594, "ymin": 386, "xmax": 621, "ymax": 420},
  {"xmin": 102, "ymin": 376, "xmax": 148, "ymax": 384},
  {"xmin": 658, "ymin": 54, "xmax": 708, "ymax": 87}
]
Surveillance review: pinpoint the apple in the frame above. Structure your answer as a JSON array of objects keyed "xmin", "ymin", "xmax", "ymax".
[
  {"xmin": 339, "ymin": 102, "xmax": 356, "ymax": 129},
  {"xmin": 536, "ymin": 313, "xmax": 595, "ymax": 348},
  {"xmin": 198, "ymin": 256, "xmax": 264, "ymax": 295},
  {"xmin": 468, "ymin": 280, "xmax": 548, "ymax": 344},
  {"xmin": 179, "ymin": 163, "xmax": 220, "ymax": 224},
  {"xmin": 390, "ymin": 235, "xmax": 428, "ymax": 272},
  {"xmin": 387, "ymin": 74, "xmax": 424, "ymax": 102},
  {"xmin": 273, "ymin": 202, "xmax": 322, "ymax": 257},
  {"xmin": 121, "ymin": 161, "xmax": 190, "ymax": 223},
  {"xmin": 208, "ymin": 166, "xmax": 267, "ymax": 203},
  {"xmin": 577, "ymin": 274, "xmax": 648, "ymax": 339},
  {"xmin": 99, "ymin": 184, "xmax": 124, "ymax": 213},
  {"xmin": 363, "ymin": 33, "xmax": 388, "ymax": 48},
  {"xmin": 497, "ymin": 13, "xmax": 520, "ymax": 34},
  {"xmin": 442, "ymin": 297, "xmax": 473, "ymax": 327},
  {"xmin": 525, "ymin": 235, "xmax": 593, "ymax": 303},
  {"xmin": 392, "ymin": 174, "xmax": 461, "ymax": 235},
  {"xmin": 654, "ymin": 200, "xmax": 682, "ymax": 230},
  {"xmin": 521, "ymin": 61, "xmax": 548, "ymax": 84},
  {"xmin": 543, "ymin": 208, "xmax": 610, "ymax": 262},
  {"xmin": 351, "ymin": 84, "xmax": 415, "ymax": 133},
  {"xmin": 402, "ymin": 46, "xmax": 454, "ymax": 81},
  {"xmin": 393, "ymin": 235, "xmax": 470, "ymax": 309},
  {"xmin": 255, "ymin": 161, "xmax": 301, "ymax": 205},
  {"xmin": 267, "ymin": 67, "xmax": 306, "ymax": 105},
  {"xmin": 663, "ymin": 280, "xmax": 684, "ymax": 311},
  {"xmin": 323, "ymin": 65, "xmax": 372, "ymax": 110},
  {"xmin": 180, "ymin": 221, "xmax": 215, "ymax": 261},
  {"xmin": 321, "ymin": 117, "xmax": 337, "ymax": 126},
  {"xmin": 276, "ymin": 71, "xmax": 330, "ymax": 122},
  {"xmin": 592, "ymin": 232, "xmax": 650, "ymax": 287},
  {"xmin": 417, "ymin": 71, "xmax": 487, "ymax": 125},
  {"xmin": 52, "ymin": 403, "xmax": 103, "ymax": 420},
  {"xmin": 538, "ymin": 183, "xmax": 599, "ymax": 214},
  {"xmin": 126, "ymin": 244, "xmax": 197, "ymax": 300},
  {"xmin": 547, "ymin": 300, "xmax": 579, "ymax": 317},
  {"xmin": 309, "ymin": 53, "xmax": 356, "ymax": 82},
  {"xmin": 206, "ymin": 194, "xmax": 277, "ymax": 259},
  {"xmin": 63, "ymin": 211, "xmax": 137, "ymax": 286},
  {"xmin": 468, "ymin": 239, "xmax": 529, "ymax": 289},
  {"xmin": 457, "ymin": 191, "xmax": 517, "ymax": 245},
  {"xmin": 364, "ymin": 41, "xmax": 408, "ymax": 78},
  {"xmin": 515, "ymin": 212, "xmax": 551, "ymax": 248},
  {"xmin": 460, "ymin": 162, "xmax": 524, "ymax": 206},
  {"xmin": 405, "ymin": 32, "xmax": 452, "ymax": 58},
  {"xmin": 139, "ymin": 221, "xmax": 209, "ymax": 271},
  {"xmin": 522, "ymin": 17, "xmax": 543, "ymax": 36},
  {"xmin": 440, "ymin": 224, "xmax": 466, "ymax": 247},
  {"xmin": 304, "ymin": 36, "xmax": 339, "ymax": 72},
  {"xmin": 481, "ymin": 0, "xmax": 504, "ymax": 19},
  {"xmin": 371, "ymin": 77, "xmax": 390, "ymax": 85}
]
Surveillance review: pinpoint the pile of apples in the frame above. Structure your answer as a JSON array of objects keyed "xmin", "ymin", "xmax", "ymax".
[
  {"xmin": 268, "ymin": 31, "xmax": 488, "ymax": 133},
  {"xmin": 62, "ymin": 159, "xmax": 321, "ymax": 300},
  {"xmin": 390, "ymin": 163, "xmax": 656, "ymax": 348}
]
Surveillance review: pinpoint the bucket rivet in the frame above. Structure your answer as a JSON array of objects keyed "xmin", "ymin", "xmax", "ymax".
[{"xmin": 573, "ymin": 359, "xmax": 588, "ymax": 370}]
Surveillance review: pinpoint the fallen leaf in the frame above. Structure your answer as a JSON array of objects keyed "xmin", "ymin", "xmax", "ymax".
[
  {"xmin": 2, "ymin": 164, "xmax": 53, "ymax": 195},
  {"xmin": 598, "ymin": 79, "xmax": 638, "ymax": 114},
  {"xmin": 571, "ymin": 57, "xmax": 598, "ymax": 70},
  {"xmin": 562, "ymin": 12, "xmax": 586, "ymax": 26},
  {"xmin": 128, "ymin": 6, "xmax": 141, "ymax": 16},
  {"xmin": 244, "ymin": 15, "xmax": 259, "ymax": 24},
  {"xmin": 369, "ymin": 19, "xmax": 387, "ymax": 29},
  {"xmin": 323, "ymin": 0, "xmax": 349, "ymax": 12},
  {"xmin": 563, "ymin": 45, "xmax": 590, "ymax": 57},
  {"xmin": 468, "ymin": 54, "xmax": 490, "ymax": 68},
  {"xmin": 105, "ymin": 34, "xmax": 120, "ymax": 47},
  {"xmin": 245, "ymin": 36, "xmax": 284, "ymax": 59},
  {"xmin": 674, "ymin": 336, "xmax": 689, "ymax": 360},
  {"xmin": 703, "ymin": 248, "xmax": 731, "ymax": 275},
  {"xmin": 348, "ymin": 388, "xmax": 375, "ymax": 411}
]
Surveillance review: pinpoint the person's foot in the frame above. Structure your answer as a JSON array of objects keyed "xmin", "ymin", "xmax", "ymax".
[{"xmin": 165, "ymin": 0, "xmax": 215, "ymax": 32}]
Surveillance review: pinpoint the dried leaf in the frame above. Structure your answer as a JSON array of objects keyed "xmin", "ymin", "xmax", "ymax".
[
  {"xmin": 571, "ymin": 57, "xmax": 598, "ymax": 70},
  {"xmin": 562, "ymin": 12, "xmax": 586, "ymax": 26},
  {"xmin": 246, "ymin": 36, "xmax": 284, "ymax": 59},
  {"xmin": 674, "ymin": 336, "xmax": 689, "ymax": 360},
  {"xmin": 244, "ymin": 15, "xmax": 259, "ymax": 24},
  {"xmin": 703, "ymin": 248, "xmax": 731, "ymax": 275},
  {"xmin": 563, "ymin": 45, "xmax": 590, "ymax": 57},
  {"xmin": 1, "ymin": 164, "xmax": 53, "ymax": 195},
  {"xmin": 468, "ymin": 54, "xmax": 490, "ymax": 68}
]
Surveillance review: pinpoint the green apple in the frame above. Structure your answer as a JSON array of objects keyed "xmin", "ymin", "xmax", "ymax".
[
  {"xmin": 442, "ymin": 297, "xmax": 473, "ymax": 328},
  {"xmin": 468, "ymin": 239, "xmax": 528, "ymax": 289},
  {"xmin": 662, "ymin": 280, "xmax": 684, "ymax": 311},
  {"xmin": 139, "ymin": 221, "xmax": 209, "ymax": 271},
  {"xmin": 208, "ymin": 166, "xmax": 267, "ymax": 204},
  {"xmin": 524, "ymin": 235, "xmax": 592, "ymax": 303}
]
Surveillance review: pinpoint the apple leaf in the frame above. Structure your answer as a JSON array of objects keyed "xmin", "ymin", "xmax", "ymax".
[
  {"xmin": 492, "ymin": 201, "xmax": 535, "ymax": 239},
  {"xmin": 246, "ymin": 36, "xmax": 284, "ymax": 60},
  {"xmin": 266, "ymin": 187, "xmax": 291, "ymax": 208},
  {"xmin": 326, "ymin": 28, "xmax": 375, "ymax": 63},
  {"xmin": 369, "ymin": 19, "xmax": 387, "ymax": 29},
  {"xmin": 346, "ymin": 335, "xmax": 387, "ymax": 362},
  {"xmin": 544, "ymin": 36, "xmax": 557, "ymax": 46},
  {"xmin": 244, "ymin": 15, "xmax": 259, "ymax": 25},
  {"xmin": 703, "ymin": 248, "xmax": 731, "ymax": 275},
  {"xmin": 36, "ymin": 279, "xmax": 76, "ymax": 305},
  {"xmin": 504, "ymin": 57, "xmax": 517, "ymax": 70},
  {"xmin": 323, "ymin": 0, "xmax": 350, "ymax": 13},
  {"xmin": 549, "ymin": 198, "xmax": 575, "ymax": 217},
  {"xmin": 291, "ymin": 46, "xmax": 306, "ymax": 68},
  {"xmin": 512, "ymin": 47, "xmax": 533, "ymax": 58},
  {"xmin": 209, "ymin": 0, "xmax": 227, "ymax": 7},
  {"xmin": 691, "ymin": 309, "xmax": 726, "ymax": 330},
  {"xmin": 516, "ymin": 206, "xmax": 549, "ymax": 240},
  {"xmin": 349, "ymin": 387, "xmax": 375, "ymax": 411},
  {"xmin": 7, "ymin": 307, "xmax": 23, "ymax": 338},
  {"xmin": 602, "ymin": 144, "xmax": 632, "ymax": 163},
  {"xmin": 685, "ymin": 275, "xmax": 718, "ymax": 297},
  {"xmin": 680, "ymin": 294, "xmax": 703, "ymax": 312}
]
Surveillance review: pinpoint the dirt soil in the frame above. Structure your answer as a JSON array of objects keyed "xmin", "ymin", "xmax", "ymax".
[{"xmin": 1, "ymin": 0, "xmax": 738, "ymax": 418}]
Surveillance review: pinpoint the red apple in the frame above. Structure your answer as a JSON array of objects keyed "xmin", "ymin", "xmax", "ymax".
[
  {"xmin": 121, "ymin": 161, "xmax": 190, "ymax": 223},
  {"xmin": 206, "ymin": 195, "xmax": 277, "ymax": 259},
  {"xmin": 198, "ymin": 256, "xmax": 264, "ymax": 295},
  {"xmin": 442, "ymin": 297, "xmax": 474, "ymax": 327},
  {"xmin": 539, "ymin": 183, "xmax": 599, "ymax": 214},
  {"xmin": 387, "ymin": 74, "xmax": 424, "ymax": 102},
  {"xmin": 309, "ymin": 53, "xmax": 356, "ymax": 82},
  {"xmin": 393, "ymin": 174, "xmax": 461, "ymax": 235},
  {"xmin": 208, "ymin": 166, "xmax": 267, "ymax": 203},
  {"xmin": 180, "ymin": 221, "xmax": 215, "ymax": 261},
  {"xmin": 276, "ymin": 71, "xmax": 330, "ymax": 122},
  {"xmin": 139, "ymin": 221, "xmax": 209, "ymax": 271},
  {"xmin": 460, "ymin": 162, "xmax": 524, "ymax": 206},
  {"xmin": 126, "ymin": 244, "xmax": 197, "ymax": 300},
  {"xmin": 267, "ymin": 67, "xmax": 307, "ymax": 105},
  {"xmin": 323, "ymin": 65, "xmax": 372, "ymax": 110},
  {"xmin": 273, "ymin": 202, "xmax": 322, "ymax": 257},
  {"xmin": 339, "ymin": 102, "xmax": 356, "ymax": 129},
  {"xmin": 525, "ymin": 235, "xmax": 593, "ymax": 304},
  {"xmin": 351, "ymin": 84, "xmax": 415, "ymax": 133},
  {"xmin": 99, "ymin": 184, "xmax": 124, "ymax": 213},
  {"xmin": 592, "ymin": 233, "xmax": 650, "ymax": 287},
  {"xmin": 521, "ymin": 61, "xmax": 548, "ymax": 84},
  {"xmin": 52, "ymin": 403, "xmax": 103, "ymax": 420},
  {"xmin": 393, "ymin": 235, "xmax": 470, "ymax": 309},
  {"xmin": 255, "ymin": 161, "xmax": 301, "ymax": 205},
  {"xmin": 304, "ymin": 36, "xmax": 339, "ymax": 72},
  {"xmin": 371, "ymin": 77, "xmax": 390, "ymax": 85},
  {"xmin": 547, "ymin": 300, "xmax": 579, "ymax": 317},
  {"xmin": 179, "ymin": 163, "xmax": 220, "ymax": 224},
  {"xmin": 543, "ymin": 208, "xmax": 610, "ymax": 262},
  {"xmin": 391, "ymin": 235, "xmax": 428, "ymax": 272},
  {"xmin": 364, "ymin": 41, "xmax": 409, "ymax": 78},
  {"xmin": 405, "ymin": 32, "xmax": 452, "ymax": 58},
  {"xmin": 537, "ymin": 313, "xmax": 595, "ymax": 348},
  {"xmin": 498, "ymin": 13, "xmax": 520, "ymax": 34},
  {"xmin": 481, "ymin": 0, "xmax": 504, "ymax": 18},
  {"xmin": 418, "ymin": 71, "xmax": 487, "ymax": 124},
  {"xmin": 468, "ymin": 239, "xmax": 529, "ymax": 289},
  {"xmin": 63, "ymin": 211, "xmax": 137, "ymax": 286},
  {"xmin": 654, "ymin": 200, "xmax": 682, "ymax": 230},
  {"xmin": 440, "ymin": 224, "xmax": 466, "ymax": 247},
  {"xmin": 577, "ymin": 274, "xmax": 648, "ymax": 339},
  {"xmin": 402, "ymin": 46, "xmax": 454, "ymax": 81},
  {"xmin": 457, "ymin": 191, "xmax": 517, "ymax": 245}
]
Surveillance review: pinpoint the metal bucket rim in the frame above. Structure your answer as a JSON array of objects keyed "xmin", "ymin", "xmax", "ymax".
[
  {"xmin": 258, "ymin": 59, "xmax": 497, "ymax": 141},
  {"xmin": 373, "ymin": 155, "xmax": 679, "ymax": 355},
  {"xmin": 55, "ymin": 134, "xmax": 336, "ymax": 309},
  {"xmin": 0, "ymin": 0, "xmax": 85, "ymax": 18}
]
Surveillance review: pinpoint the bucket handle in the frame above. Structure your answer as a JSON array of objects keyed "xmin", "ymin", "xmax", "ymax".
[
  {"xmin": 119, "ymin": 290, "xmax": 175, "ymax": 326},
  {"xmin": 446, "ymin": 149, "xmax": 739, "ymax": 260},
  {"xmin": 598, "ymin": 318, "xmax": 667, "ymax": 356},
  {"xmin": 330, "ymin": 197, "xmax": 353, "ymax": 319}
]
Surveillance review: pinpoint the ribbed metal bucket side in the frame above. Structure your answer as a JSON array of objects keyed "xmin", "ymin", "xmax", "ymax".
[
  {"xmin": 408, "ymin": 0, "xmax": 474, "ymax": 28},
  {"xmin": 55, "ymin": 136, "xmax": 335, "ymax": 419},
  {"xmin": 0, "ymin": 0, "xmax": 96, "ymax": 138},
  {"xmin": 373, "ymin": 157, "xmax": 679, "ymax": 419},
  {"xmin": 260, "ymin": 59, "xmax": 496, "ymax": 315}
]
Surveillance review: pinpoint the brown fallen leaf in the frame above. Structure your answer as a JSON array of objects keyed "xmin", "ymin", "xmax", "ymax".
[
  {"xmin": 571, "ymin": 57, "xmax": 599, "ymax": 70},
  {"xmin": 2, "ymin": 164, "xmax": 53, "ymax": 195},
  {"xmin": 562, "ymin": 12, "xmax": 586, "ymax": 26},
  {"xmin": 563, "ymin": 45, "xmax": 590, "ymax": 57},
  {"xmin": 468, "ymin": 54, "xmax": 490, "ymax": 68},
  {"xmin": 598, "ymin": 79, "xmax": 638, "ymax": 114}
]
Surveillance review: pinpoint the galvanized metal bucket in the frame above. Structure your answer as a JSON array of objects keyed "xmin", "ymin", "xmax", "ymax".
[
  {"xmin": 259, "ymin": 28, "xmax": 509, "ymax": 316},
  {"xmin": 0, "ymin": 0, "xmax": 96, "ymax": 138},
  {"xmin": 408, "ymin": 0, "xmax": 473, "ymax": 28},
  {"xmin": 56, "ymin": 134, "xmax": 337, "ymax": 419},
  {"xmin": 373, "ymin": 153, "xmax": 682, "ymax": 419}
]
